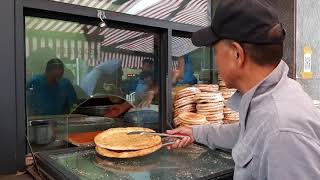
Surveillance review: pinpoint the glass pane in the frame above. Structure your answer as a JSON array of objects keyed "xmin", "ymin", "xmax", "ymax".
[
  {"xmin": 49, "ymin": 0, "xmax": 211, "ymax": 27},
  {"xmin": 296, "ymin": 0, "xmax": 320, "ymax": 110},
  {"xmin": 171, "ymin": 35, "xmax": 239, "ymax": 127},
  {"xmin": 25, "ymin": 16, "xmax": 160, "ymax": 152},
  {"xmin": 43, "ymin": 145, "xmax": 234, "ymax": 180}
]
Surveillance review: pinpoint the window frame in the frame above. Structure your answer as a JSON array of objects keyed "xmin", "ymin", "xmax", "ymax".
[{"xmin": 13, "ymin": 0, "xmax": 207, "ymax": 172}]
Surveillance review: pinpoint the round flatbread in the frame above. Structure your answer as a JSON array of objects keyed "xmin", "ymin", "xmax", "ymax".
[
  {"xmin": 180, "ymin": 119, "xmax": 208, "ymax": 125},
  {"xmin": 206, "ymin": 113, "xmax": 224, "ymax": 118},
  {"xmin": 224, "ymin": 113, "xmax": 240, "ymax": 119},
  {"xmin": 195, "ymin": 84, "xmax": 219, "ymax": 92},
  {"xmin": 223, "ymin": 108, "xmax": 235, "ymax": 114},
  {"xmin": 177, "ymin": 87, "xmax": 201, "ymax": 94},
  {"xmin": 94, "ymin": 127, "xmax": 161, "ymax": 151},
  {"xmin": 174, "ymin": 96, "xmax": 195, "ymax": 104},
  {"xmin": 174, "ymin": 108, "xmax": 196, "ymax": 117},
  {"xmin": 196, "ymin": 99, "xmax": 224, "ymax": 104},
  {"xmin": 174, "ymin": 98, "xmax": 195, "ymax": 108},
  {"xmin": 96, "ymin": 143, "xmax": 162, "ymax": 158},
  {"xmin": 197, "ymin": 107, "xmax": 224, "ymax": 112},
  {"xmin": 196, "ymin": 102, "xmax": 225, "ymax": 110},
  {"xmin": 178, "ymin": 112, "xmax": 206, "ymax": 122},
  {"xmin": 175, "ymin": 87, "xmax": 200, "ymax": 100},
  {"xmin": 195, "ymin": 92, "xmax": 223, "ymax": 99},
  {"xmin": 223, "ymin": 119, "xmax": 239, "ymax": 124},
  {"xmin": 175, "ymin": 92, "xmax": 196, "ymax": 100},
  {"xmin": 174, "ymin": 108, "xmax": 196, "ymax": 114},
  {"xmin": 175, "ymin": 104, "xmax": 196, "ymax": 111},
  {"xmin": 197, "ymin": 110, "xmax": 224, "ymax": 115},
  {"xmin": 206, "ymin": 118, "xmax": 224, "ymax": 122}
]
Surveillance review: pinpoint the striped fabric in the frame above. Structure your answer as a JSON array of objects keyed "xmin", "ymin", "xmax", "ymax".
[
  {"xmin": 25, "ymin": 17, "xmax": 190, "ymax": 68},
  {"xmin": 170, "ymin": 0, "xmax": 210, "ymax": 27},
  {"xmin": 51, "ymin": 0, "xmax": 210, "ymax": 27},
  {"xmin": 25, "ymin": 0, "xmax": 208, "ymax": 68}
]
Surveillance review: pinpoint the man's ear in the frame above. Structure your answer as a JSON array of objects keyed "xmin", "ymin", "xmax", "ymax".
[{"xmin": 230, "ymin": 41, "xmax": 245, "ymax": 68}]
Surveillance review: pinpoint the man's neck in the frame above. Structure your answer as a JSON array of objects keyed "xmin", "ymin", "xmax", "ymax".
[
  {"xmin": 236, "ymin": 63, "xmax": 278, "ymax": 94},
  {"xmin": 46, "ymin": 75, "xmax": 58, "ymax": 85}
]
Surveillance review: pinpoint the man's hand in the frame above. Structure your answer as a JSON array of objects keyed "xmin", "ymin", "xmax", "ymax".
[{"xmin": 166, "ymin": 126, "xmax": 195, "ymax": 150}]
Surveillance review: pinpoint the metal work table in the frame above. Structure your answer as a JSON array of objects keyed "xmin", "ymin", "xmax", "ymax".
[{"xmin": 35, "ymin": 144, "xmax": 234, "ymax": 180}]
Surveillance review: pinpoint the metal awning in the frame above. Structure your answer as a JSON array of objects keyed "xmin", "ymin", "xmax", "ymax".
[
  {"xmin": 25, "ymin": 0, "xmax": 208, "ymax": 68},
  {"xmin": 51, "ymin": 0, "xmax": 210, "ymax": 27}
]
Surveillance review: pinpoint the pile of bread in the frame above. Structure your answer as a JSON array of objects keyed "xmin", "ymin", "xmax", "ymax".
[
  {"xmin": 195, "ymin": 84, "xmax": 224, "ymax": 125},
  {"xmin": 218, "ymin": 76, "xmax": 240, "ymax": 124},
  {"xmin": 173, "ymin": 82, "xmax": 240, "ymax": 127},
  {"xmin": 94, "ymin": 127, "xmax": 162, "ymax": 158},
  {"xmin": 173, "ymin": 87, "xmax": 200, "ymax": 118},
  {"xmin": 174, "ymin": 112, "xmax": 208, "ymax": 127}
]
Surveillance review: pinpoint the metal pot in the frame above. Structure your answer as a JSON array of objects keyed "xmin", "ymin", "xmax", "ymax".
[{"xmin": 28, "ymin": 120, "xmax": 57, "ymax": 145}]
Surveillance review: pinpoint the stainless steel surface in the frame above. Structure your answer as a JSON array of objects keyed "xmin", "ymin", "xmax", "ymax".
[
  {"xmin": 127, "ymin": 131, "xmax": 188, "ymax": 138},
  {"xmin": 28, "ymin": 124, "xmax": 56, "ymax": 145},
  {"xmin": 28, "ymin": 116, "xmax": 115, "ymax": 146}
]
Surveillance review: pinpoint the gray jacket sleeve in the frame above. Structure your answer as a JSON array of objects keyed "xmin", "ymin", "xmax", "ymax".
[
  {"xmin": 192, "ymin": 123, "xmax": 240, "ymax": 149},
  {"xmin": 261, "ymin": 131, "xmax": 320, "ymax": 180}
]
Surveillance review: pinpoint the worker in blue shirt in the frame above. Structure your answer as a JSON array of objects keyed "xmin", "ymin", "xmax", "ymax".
[
  {"xmin": 27, "ymin": 58, "xmax": 77, "ymax": 116},
  {"xmin": 173, "ymin": 54, "xmax": 198, "ymax": 86},
  {"xmin": 80, "ymin": 60, "xmax": 123, "ymax": 96}
]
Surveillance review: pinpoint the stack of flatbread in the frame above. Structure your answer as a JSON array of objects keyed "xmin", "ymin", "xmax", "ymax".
[
  {"xmin": 218, "ymin": 76, "xmax": 237, "ymax": 101},
  {"xmin": 218, "ymin": 75, "xmax": 240, "ymax": 124},
  {"xmin": 173, "ymin": 87, "xmax": 201, "ymax": 119},
  {"xmin": 174, "ymin": 112, "xmax": 208, "ymax": 127},
  {"xmin": 194, "ymin": 84, "xmax": 219, "ymax": 92},
  {"xmin": 195, "ymin": 90, "xmax": 225, "ymax": 125},
  {"xmin": 94, "ymin": 127, "xmax": 162, "ymax": 158},
  {"xmin": 223, "ymin": 107, "xmax": 240, "ymax": 124}
]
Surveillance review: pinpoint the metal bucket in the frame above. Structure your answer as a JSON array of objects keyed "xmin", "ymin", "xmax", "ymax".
[{"xmin": 28, "ymin": 120, "xmax": 57, "ymax": 145}]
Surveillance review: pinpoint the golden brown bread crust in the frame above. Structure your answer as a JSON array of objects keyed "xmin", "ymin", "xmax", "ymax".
[
  {"xmin": 94, "ymin": 127, "xmax": 161, "ymax": 151},
  {"xmin": 195, "ymin": 84, "xmax": 219, "ymax": 92},
  {"xmin": 96, "ymin": 143, "xmax": 162, "ymax": 158},
  {"xmin": 177, "ymin": 112, "xmax": 208, "ymax": 125}
]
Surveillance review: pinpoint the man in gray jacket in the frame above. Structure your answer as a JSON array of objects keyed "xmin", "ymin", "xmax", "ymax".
[{"xmin": 167, "ymin": 0, "xmax": 320, "ymax": 179}]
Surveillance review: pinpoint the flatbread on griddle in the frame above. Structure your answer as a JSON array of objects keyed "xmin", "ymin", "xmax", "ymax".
[
  {"xmin": 95, "ymin": 143, "xmax": 162, "ymax": 158},
  {"xmin": 94, "ymin": 127, "xmax": 161, "ymax": 151}
]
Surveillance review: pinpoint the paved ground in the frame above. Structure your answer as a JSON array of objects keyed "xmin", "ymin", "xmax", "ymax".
[{"xmin": 0, "ymin": 174, "xmax": 34, "ymax": 180}]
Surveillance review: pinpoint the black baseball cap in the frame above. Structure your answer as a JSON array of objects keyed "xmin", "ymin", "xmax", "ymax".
[{"xmin": 192, "ymin": 0, "xmax": 286, "ymax": 47}]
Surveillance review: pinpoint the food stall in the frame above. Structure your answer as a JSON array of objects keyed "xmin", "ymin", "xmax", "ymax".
[
  {"xmin": 11, "ymin": 0, "xmax": 237, "ymax": 179},
  {"xmin": 0, "ymin": 0, "xmax": 299, "ymax": 178}
]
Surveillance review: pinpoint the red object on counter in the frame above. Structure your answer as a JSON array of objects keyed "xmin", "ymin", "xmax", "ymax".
[{"xmin": 67, "ymin": 131, "xmax": 102, "ymax": 146}]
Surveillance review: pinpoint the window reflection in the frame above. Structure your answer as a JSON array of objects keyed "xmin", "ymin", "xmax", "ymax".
[
  {"xmin": 50, "ymin": 0, "xmax": 210, "ymax": 27},
  {"xmin": 25, "ymin": 16, "xmax": 160, "ymax": 150},
  {"xmin": 171, "ymin": 36, "xmax": 214, "ymax": 127},
  {"xmin": 171, "ymin": 36, "xmax": 212, "ymax": 88},
  {"xmin": 27, "ymin": 58, "xmax": 77, "ymax": 116}
]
